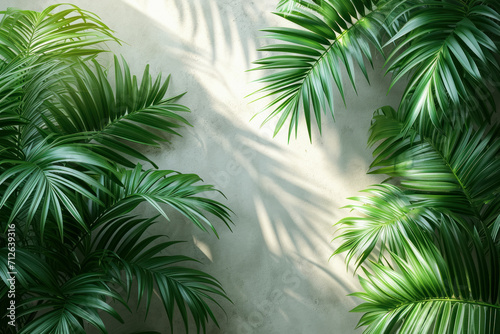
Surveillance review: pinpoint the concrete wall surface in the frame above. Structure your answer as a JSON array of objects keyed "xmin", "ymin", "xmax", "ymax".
[{"xmin": 1, "ymin": 1, "xmax": 406, "ymax": 333}]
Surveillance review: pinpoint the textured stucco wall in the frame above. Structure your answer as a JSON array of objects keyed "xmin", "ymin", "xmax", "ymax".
[{"xmin": 2, "ymin": 1, "xmax": 406, "ymax": 333}]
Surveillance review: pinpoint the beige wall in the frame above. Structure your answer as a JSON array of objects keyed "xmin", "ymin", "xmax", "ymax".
[{"xmin": 2, "ymin": 1, "xmax": 405, "ymax": 333}]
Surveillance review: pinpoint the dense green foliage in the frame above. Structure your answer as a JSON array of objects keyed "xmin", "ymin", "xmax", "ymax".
[
  {"xmin": 0, "ymin": 5, "xmax": 231, "ymax": 334},
  {"xmin": 254, "ymin": 0, "xmax": 500, "ymax": 332}
]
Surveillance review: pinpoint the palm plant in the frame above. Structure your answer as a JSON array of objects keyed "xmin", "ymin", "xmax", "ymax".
[
  {"xmin": 0, "ymin": 5, "xmax": 232, "ymax": 334},
  {"xmin": 252, "ymin": 0, "xmax": 500, "ymax": 332}
]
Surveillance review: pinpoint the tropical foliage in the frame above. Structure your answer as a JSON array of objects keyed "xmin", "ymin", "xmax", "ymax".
[
  {"xmin": 0, "ymin": 5, "xmax": 231, "ymax": 334},
  {"xmin": 252, "ymin": 0, "xmax": 500, "ymax": 137},
  {"xmin": 253, "ymin": 0, "xmax": 500, "ymax": 332}
]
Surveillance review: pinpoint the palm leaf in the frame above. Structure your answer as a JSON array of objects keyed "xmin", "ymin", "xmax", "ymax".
[
  {"xmin": 0, "ymin": 3, "xmax": 119, "ymax": 162},
  {"xmin": 82, "ymin": 216, "xmax": 229, "ymax": 333},
  {"xmin": 0, "ymin": 57, "xmax": 36, "ymax": 162},
  {"xmin": 16, "ymin": 60, "xmax": 76, "ymax": 150},
  {"xmin": 0, "ymin": 135, "xmax": 116, "ymax": 238},
  {"xmin": 44, "ymin": 56, "xmax": 191, "ymax": 168},
  {"xmin": 385, "ymin": 0, "xmax": 500, "ymax": 129},
  {"xmin": 17, "ymin": 273, "xmax": 125, "ymax": 334},
  {"xmin": 88, "ymin": 164, "xmax": 232, "ymax": 236},
  {"xmin": 250, "ymin": 0, "xmax": 394, "ymax": 140},
  {"xmin": 0, "ymin": 4, "xmax": 117, "ymax": 61},
  {"xmin": 0, "ymin": 55, "xmax": 76, "ymax": 160},
  {"xmin": 368, "ymin": 106, "xmax": 500, "ymax": 226},
  {"xmin": 333, "ymin": 184, "xmax": 437, "ymax": 269},
  {"xmin": 0, "ymin": 247, "xmax": 57, "ymax": 331},
  {"xmin": 0, "ymin": 247, "xmax": 59, "ymax": 291},
  {"xmin": 351, "ymin": 218, "xmax": 500, "ymax": 333}
]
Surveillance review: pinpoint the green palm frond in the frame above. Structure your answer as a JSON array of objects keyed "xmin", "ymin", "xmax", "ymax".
[
  {"xmin": 0, "ymin": 56, "xmax": 36, "ymax": 112},
  {"xmin": 351, "ymin": 218, "xmax": 500, "ymax": 333},
  {"xmin": 0, "ymin": 4, "xmax": 117, "ymax": 61},
  {"xmin": 333, "ymin": 184, "xmax": 437, "ymax": 269},
  {"xmin": 250, "ymin": 0, "xmax": 394, "ymax": 140},
  {"xmin": 385, "ymin": 0, "xmax": 500, "ymax": 128},
  {"xmin": 368, "ymin": 106, "xmax": 500, "ymax": 225},
  {"xmin": 0, "ymin": 247, "xmax": 59, "ymax": 291},
  {"xmin": 45, "ymin": 56, "xmax": 191, "ymax": 168},
  {"xmin": 0, "ymin": 3, "xmax": 120, "ymax": 159},
  {"xmin": 90, "ymin": 164, "xmax": 232, "ymax": 236},
  {"xmin": 0, "ymin": 135, "xmax": 116, "ymax": 237},
  {"xmin": 0, "ymin": 247, "xmax": 58, "ymax": 331},
  {"xmin": 83, "ymin": 216, "xmax": 229, "ymax": 333},
  {"xmin": 0, "ymin": 58, "xmax": 33, "ymax": 162},
  {"xmin": 0, "ymin": 245, "xmax": 84, "ymax": 331},
  {"xmin": 18, "ymin": 273, "xmax": 125, "ymax": 334},
  {"xmin": 0, "ymin": 56, "xmax": 76, "ymax": 163},
  {"xmin": 16, "ymin": 61, "xmax": 75, "ymax": 149}
]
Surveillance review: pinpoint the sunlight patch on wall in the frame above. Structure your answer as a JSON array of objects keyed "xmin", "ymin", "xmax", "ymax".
[
  {"xmin": 255, "ymin": 195, "xmax": 283, "ymax": 256},
  {"xmin": 193, "ymin": 237, "xmax": 214, "ymax": 262}
]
